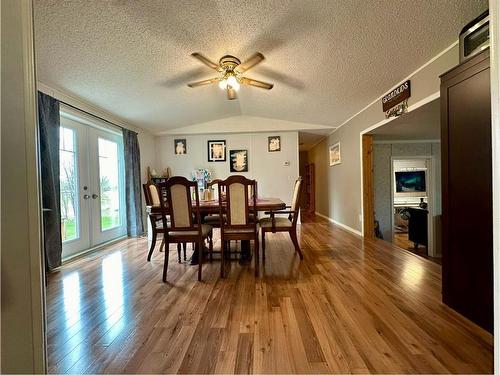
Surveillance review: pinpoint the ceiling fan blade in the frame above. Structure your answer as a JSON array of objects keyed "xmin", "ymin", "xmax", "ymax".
[
  {"xmin": 227, "ymin": 87, "xmax": 237, "ymax": 100},
  {"xmin": 190, "ymin": 52, "xmax": 219, "ymax": 70},
  {"xmin": 235, "ymin": 52, "xmax": 265, "ymax": 73},
  {"xmin": 187, "ymin": 77, "xmax": 219, "ymax": 88},
  {"xmin": 240, "ymin": 77, "xmax": 274, "ymax": 90}
]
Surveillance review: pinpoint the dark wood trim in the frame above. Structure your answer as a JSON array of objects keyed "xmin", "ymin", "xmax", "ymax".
[
  {"xmin": 440, "ymin": 48, "xmax": 490, "ymax": 81},
  {"xmin": 362, "ymin": 134, "xmax": 375, "ymax": 239},
  {"xmin": 304, "ymin": 163, "xmax": 315, "ymax": 213}
]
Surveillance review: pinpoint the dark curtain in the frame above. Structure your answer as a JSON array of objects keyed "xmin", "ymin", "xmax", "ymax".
[
  {"xmin": 123, "ymin": 128, "xmax": 144, "ymax": 237},
  {"xmin": 38, "ymin": 92, "xmax": 62, "ymax": 271}
]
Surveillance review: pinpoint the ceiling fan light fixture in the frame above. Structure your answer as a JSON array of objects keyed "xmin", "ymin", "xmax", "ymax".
[
  {"xmin": 218, "ymin": 73, "xmax": 240, "ymax": 91},
  {"xmin": 218, "ymin": 79, "xmax": 227, "ymax": 90},
  {"xmin": 226, "ymin": 75, "xmax": 239, "ymax": 91},
  {"xmin": 187, "ymin": 52, "xmax": 273, "ymax": 99}
]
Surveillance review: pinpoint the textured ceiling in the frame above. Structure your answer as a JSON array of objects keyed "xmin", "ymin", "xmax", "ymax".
[
  {"xmin": 369, "ymin": 98, "xmax": 440, "ymax": 141},
  {"xmin": 34, "ymin": 0, "xmax": 487, "ymax": 133}
]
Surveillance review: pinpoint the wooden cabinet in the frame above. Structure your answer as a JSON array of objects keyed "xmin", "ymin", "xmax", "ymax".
[{"xmin": 440, "ymin": 49, "xmax": 492, "ymax": 332}]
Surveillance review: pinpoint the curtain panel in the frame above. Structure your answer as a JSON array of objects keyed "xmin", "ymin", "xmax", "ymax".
[
  {"xmin": 123, "ymin": 129, "xmax": 144, "ymax": 237},
  {"xmin": 38, "ymin": 91, "xmax": 62, "ymax": 271}
]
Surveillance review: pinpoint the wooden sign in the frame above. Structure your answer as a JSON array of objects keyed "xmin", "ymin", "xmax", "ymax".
[{"xmin": 382, "ymin": 80, "xmax": 411, "ymax": 112}]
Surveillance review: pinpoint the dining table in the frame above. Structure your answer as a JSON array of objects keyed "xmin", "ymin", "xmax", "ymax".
[
  {"xmin": 146, "ymin": 197, "xmax": 286, "ymax": 264},
  {"xmin": 146, "ymin": 197, "xmax": 286, "ymax": 215}
]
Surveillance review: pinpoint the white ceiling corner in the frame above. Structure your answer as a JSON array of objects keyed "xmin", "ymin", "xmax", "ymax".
[
  {"xmin": 158, "ymin": 115, "xmax": 333, "ymax": 135},
  {"xmin": 33, "ymin": 0, "xmax": 488, "ymax": 134}
]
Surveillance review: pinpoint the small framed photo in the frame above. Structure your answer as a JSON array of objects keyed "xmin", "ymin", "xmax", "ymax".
[
  {"xmin": 174, "ymin": 139, "xmax": 187, "ymax": 155},
  {"xmin": 230, "ymin": 149, "xmax": 248, "ymax": 172},
  {"xmin": 329, "ymin": 142, "xmax": 341, "ymax": 166},
  {"xmin": 268, "ymin": 136, "xmax": 281, "ymax": 152},
  {"xmin": 207, "ymin": 140, "xmax": 226, "ymax": 162}
]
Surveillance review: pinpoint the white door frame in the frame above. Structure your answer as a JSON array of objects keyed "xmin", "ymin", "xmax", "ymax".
[
  {"xmin": 390, "ymin": 155, "xmax": 435, "ymax": 257},
  {"xmin": 489, "ymin": 0, "xmax": 499, "ymax": 370},
  {"xmin": 2, "ymin": 0, "xmax": 45, "ymax": 372}
]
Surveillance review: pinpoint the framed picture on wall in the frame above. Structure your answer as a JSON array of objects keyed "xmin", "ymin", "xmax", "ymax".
[
  {"xmin": 230, "ymin": 149, "xmax": 248, "ymax": 172},
  {"xmin": 268, "ymin": 136, "xmax": 281, "ymax": 152},
  {"xmin": 329, "ymin": 142, "xmax": 341, "ymax": 166},
  {"xmin": 174, "ymin": 139, "xmax": 187, "ymax": 155},
  {"xmin": 207, "ymin": 140, "xmax": 226, "ymax": 162}
]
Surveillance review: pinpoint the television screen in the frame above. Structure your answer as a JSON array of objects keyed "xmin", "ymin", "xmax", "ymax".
[{"xmin": 395, "ymin": 171, "xmax": 426, "ymax": 193}]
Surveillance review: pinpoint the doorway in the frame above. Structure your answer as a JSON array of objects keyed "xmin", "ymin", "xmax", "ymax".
[
  {"xmin": 361, "ymin": 97, "xmax": 442, "ymax": 262},
  {"xmin": 59, "ymin": 112, "xmax": 126, "ymax": 259},
  {"xmin": 391, "ymin": 157, "xmax": 435, "ymax": 258}
]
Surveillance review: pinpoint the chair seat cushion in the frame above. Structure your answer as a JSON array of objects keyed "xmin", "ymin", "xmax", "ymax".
[
  {"xmin": 168, "ymin": 224, "xmax": 212, "ymax": 238},
  {"xmin": 259, "ymin": 217, "xmax": 293, "ymax": 228},
  {"xmin": 223, "ymin": 227, "xmax": 256, "ymax": 234}
]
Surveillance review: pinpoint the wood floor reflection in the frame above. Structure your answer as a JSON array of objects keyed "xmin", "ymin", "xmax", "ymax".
[{"xmin": 46, "ymin": 214, "xmax": 493, "ymax": 374}]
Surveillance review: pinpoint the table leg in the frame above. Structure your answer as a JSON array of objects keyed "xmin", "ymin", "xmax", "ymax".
[{"xmin": 240, "ymin": 240, "xmax": 252, "ymax": 263}]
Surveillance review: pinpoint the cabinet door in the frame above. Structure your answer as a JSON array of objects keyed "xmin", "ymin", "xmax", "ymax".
[{"xmin": 441, "ymin": 52, "xmax": 492, "ymax": 332}]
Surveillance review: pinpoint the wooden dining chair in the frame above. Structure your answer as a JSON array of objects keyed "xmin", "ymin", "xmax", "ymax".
[
  {"xmin": 143, "ymin": 181, "xmax": 187, "ymax": 263},
  {"xmin": 143, "ymin": 181, "xmax": 166, "ymax": 261},
  {"xmin": 202, "ymin": 179, "xmax": 226, "ymax": 228},
  {"xmin": 158, "ymin": 177, "xmax": 213, "ymax": 281},
  {"xmin": 259, "ymin": 176, "xmax": 304, "ymax": 260},
  {"xmin": 218, "ymin": 175, "xmax": 259, "ymax": 277}
]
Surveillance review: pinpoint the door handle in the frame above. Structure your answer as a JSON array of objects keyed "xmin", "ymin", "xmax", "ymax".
[
  {"xmin": 92, "ymin": 194, "xmax": 99, "ymax": 199},
  {"xmin": 83, "ymin": 194, "xmax": 90, "ymax": 200}
]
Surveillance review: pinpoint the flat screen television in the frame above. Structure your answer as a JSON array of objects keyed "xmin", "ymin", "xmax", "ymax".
[{"xmin": 395, "ymin": 171, "xmax": 426, "ymax": 195}]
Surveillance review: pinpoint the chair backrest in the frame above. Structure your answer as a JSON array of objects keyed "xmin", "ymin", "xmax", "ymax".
[
  {"xmin": 208, "ymin": 179, "xmax": 225, "ymax": 198},
  {"xmin": 158, "ymin": 177, "xmax": 201, "ymax": 233},
  {"xmin": 290, "ymin": 177, "xmax": 303, "ymax": 224},
  {"xmin": 143, "ymin": 181, "xmax": 161, "ymax": 206},
  {"xmin": 208, "ymin": 179, "xmax": 224, "ymax": 190},
  {"xmin": 218, "ymin": 175, "xmax": 257, "ymax": 230}
]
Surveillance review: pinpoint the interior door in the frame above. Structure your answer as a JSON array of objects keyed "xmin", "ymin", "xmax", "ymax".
[{"xmin": 88, "ymin": 128, "xmax": 127, "ymax": 245}]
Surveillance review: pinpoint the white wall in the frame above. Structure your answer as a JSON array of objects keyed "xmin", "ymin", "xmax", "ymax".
[
  {"xmin": 308, "ymin": 43, "xmax": 459, "ymax": 233},
  {"xmin": 155, "ymin": 132, "xmax": 299, "ymax": 205},
  {"xmin": 138, "ymin": 131, "xmax": 156, "ymax": 230}
]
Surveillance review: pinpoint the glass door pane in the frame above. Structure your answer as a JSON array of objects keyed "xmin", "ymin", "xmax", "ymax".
[
  {"xmin": 60, "ymin": 127, "xmax": 79, "ymax": 242},
  {"xmin": 59, "ymin": 117, "xmax": 90, "ymax": 260},
  {"xmin": 98, "ymin": 138, "xmax": 121, "ymax": 231},
  {"xmin": 89, "ymin": 128, "xmax": 126, "ymax": 245}
]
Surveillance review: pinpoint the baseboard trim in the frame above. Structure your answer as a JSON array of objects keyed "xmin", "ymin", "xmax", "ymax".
[
  {"xmin": 314, "ymin": 212, "xmax": 363, "ymax": 237},
  {"xmin": 59, "ymin": 235, "xmax": 129, "ymax": 267}
]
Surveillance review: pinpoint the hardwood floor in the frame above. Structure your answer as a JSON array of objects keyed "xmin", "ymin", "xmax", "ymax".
[
  {"xmin": 393, "ymin": 232, "xmax": 442, "ymax": 265},
  {"xmin": 46, "ymin": 215, "xmax": 493, "ymax": 374}
]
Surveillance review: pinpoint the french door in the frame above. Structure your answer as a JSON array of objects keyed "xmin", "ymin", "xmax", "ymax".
[{"xmin": 59, "ymin": 116, "xmax": 126, "ymax": 259}]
